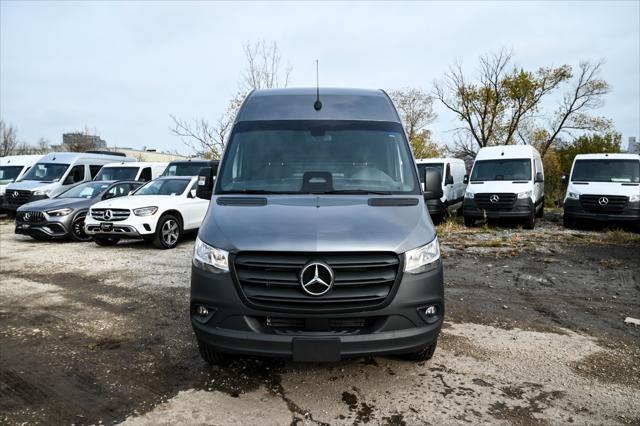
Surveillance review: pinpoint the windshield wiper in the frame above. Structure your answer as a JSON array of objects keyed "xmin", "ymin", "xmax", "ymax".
[{"xmin": 316, "ymin": 189, "xmax": 393, "ymax": 195}]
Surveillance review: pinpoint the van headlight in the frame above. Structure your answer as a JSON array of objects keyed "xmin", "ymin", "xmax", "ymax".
[
  {"xmin": 133, "ymin": 206, "xmax": 158, "ymax": 216},
  {"xmin": 193, "ymin": 237, "xmax": 229, "ymax": 272},
  {"xmin": 629, "ymin": 193, "xmax": 640, "ymax": 202},
  {"xmin": 464, "ymin": 191, "xmax": 474, "ymax": 199},
  {"xmin": 566, "ymin": 192, "xmax": 580, "ymax": 200},
  {"xmin": 46, "ymin": 208, "xmax": 73, "ymax": 217},
  {"xmin": 404, "ymin": 237, "xmax": 440, "ymax": 274},
  {"xmin": 517, "ymin": 191, "xmax": 532, "ymax": 199},
  {"xmin": 33, "ymin": 190, "xmax": 51, "ymax": 197}
]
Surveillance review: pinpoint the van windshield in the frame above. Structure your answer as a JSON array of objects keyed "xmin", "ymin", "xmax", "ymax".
[
  {"xmin": 417, "ymin": 163, "xmax": 443, "ymax": 183},
  {"xmin": 135, "ymin": 179, "xmax": 190, "ymax": 196},
  {"xmin": 94, "ymin": 167, "xmax": 139, "ymax": 181},
  {"xmin": 571, "ymin": 159, "xmax": 640, "ymax": 183},
  {"xmin": 58, "ymin": 182, "xmax": 111, "ymax": 199},
  {"xmin": 217, "ymin": 121, "xmax": 419, "ymax": 194},
  {"xmin": 21, "ymin": 163, "xmax": 70, "ymax": 182},
  {"xmin": 0, "ymin": 166, "xmax": 23, "ymax": 184},
  {"xmin": 471, "ymin": 159, "xmax": 531, "ymax": 181},
  {"xmin": 162, "ymin": 162, "xmax": 208, "ymax": 177}
]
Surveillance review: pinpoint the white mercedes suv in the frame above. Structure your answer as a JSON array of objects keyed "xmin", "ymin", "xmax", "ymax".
[{"xmin": 85, "ymin": 176, "xmax": 209, "ymax": 249}]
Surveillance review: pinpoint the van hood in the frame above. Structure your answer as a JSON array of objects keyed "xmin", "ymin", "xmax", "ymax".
[
  {"xmin": 199, "ymin": 195, "xmax": 435, "ymax": 254},
  {"xmin": 567, "ymin": 182, "xmax": 640, "ymax": 198},
  {"xmin": 5, "ymin": 180, "xmax": 58, "ymax": 192},
  {"xmin": 466, "ymin": 181, "xmax": 533, "ymax": 194},
  {"xmin": 17, "ymin": 197, "xmax": 92, "ymax": 212}
]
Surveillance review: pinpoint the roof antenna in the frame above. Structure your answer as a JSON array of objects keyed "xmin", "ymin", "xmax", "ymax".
[{"xmin": 314, "ymin": 59, "xmax": 322, "ymax": 111}]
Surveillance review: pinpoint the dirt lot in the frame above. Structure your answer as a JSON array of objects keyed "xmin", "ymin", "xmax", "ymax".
[{"xmin": 1, "ymin": 213, "xmax": 639, "ymax": 425}]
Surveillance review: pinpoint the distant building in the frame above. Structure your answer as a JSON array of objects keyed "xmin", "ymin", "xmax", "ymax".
[
  {"xmin": 62, "ymin": 132, "xmax": 106, "ymax": 149},
  {"xmin": 628, "ymin": 136, "xmax": 639, "ymax": 154}
]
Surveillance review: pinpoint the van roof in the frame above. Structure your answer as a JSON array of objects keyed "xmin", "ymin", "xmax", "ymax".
[
  {"xmin": 0, "ymin": 154, "xmax": 43, "ymax": 166},
  {"xmin": 35, "ymin": 152, "xmax": 135, "ymax": 163},
  {"xmin": 236, "ymin": 87, "xmax": 401, "ymax": 123},
  {"xmin": 101, "ymin": 161, "xmax": 168, "ymax": 167},
  {"xmin": 416, "ymin": 157, "xmax": 465, "ymax": 164},
  {"xmin": 475, "ymin": 145, "xmax": 541, "ymax": 160},
  {"xmin": 574, "ymin": 153, "xmax": 640, "ymax": 161}
]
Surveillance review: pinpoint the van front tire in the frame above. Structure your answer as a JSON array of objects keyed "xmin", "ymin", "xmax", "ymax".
[
  {"xmin": 404, "ymin": 340, "xmax": 437, "ymax": 362},
  {"xmin": 197, "ymin": 339, "xmax": 230, "ymax": 365},
  {"xmin": 524, "ymin": 212, "xmax": 536, "ymax": 230},
  {"xmin": 463, "ymin": 216, "xmax": 474, "ymax": 227}
]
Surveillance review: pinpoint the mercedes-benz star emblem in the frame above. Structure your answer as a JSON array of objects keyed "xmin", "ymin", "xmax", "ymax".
[
  {"xmin": 12, "ymin": 191, "xmax": 18, "ymax": 198},
  {"xmin": 23, "ymin": 212, "xmax": 31, "ymax": 222},
  {"xmin": 598, "ymin": 197, "xmax": 609, "ymax": 206},
  {"xmin": 489, "ymin": 194, "xmax": 500, "ymax": 203},
  {"xmin": 104, "ymin": 209, "xmax": 113, "ymax": 220},
  {"xmin": 300, "ymin": 262, "xmax": 334, "ymax": 296}
]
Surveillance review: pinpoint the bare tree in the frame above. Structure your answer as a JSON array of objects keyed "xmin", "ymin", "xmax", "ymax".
[
  {"xmin": 434, "ymin": 50, "xmax": 610, "ymax": 157},
  {"xmin": 1, "ymin": 119, "xmax": 18, "ymax": 156},
  {"xmin": 389, "ymin": 88, "xmax": 437, "ymax": 141},
  {"xmin": 170, "ymin": 41, "xmax": 292, "ymax": 158}
]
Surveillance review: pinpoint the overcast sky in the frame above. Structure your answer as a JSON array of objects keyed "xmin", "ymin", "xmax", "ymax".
[{"xmin": 1, "ymin": 1, "xmax": 639, "ymax": 154}]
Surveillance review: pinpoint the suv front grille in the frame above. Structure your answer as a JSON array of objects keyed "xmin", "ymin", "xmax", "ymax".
[
  {"xmin": 580, "ymin": 194, "xmax": 628, "ymax": 213},
  {"xmin": 233, "ymin": 252, "xmax": 401, "ymax": 313},
  {"xmin": 4, "ymin": 190, "xmax": 32, "ymax": 207},
  {"xmin": 16, "ymin": 211, "xmax": 45, "ymax": 223},
  {"xmin": 91, "ymin": 208, "xmax": 130, "ymax": 221},
  {"xmin": 474, "ymin": 193, "xmax": 517, "ymax": 210}
]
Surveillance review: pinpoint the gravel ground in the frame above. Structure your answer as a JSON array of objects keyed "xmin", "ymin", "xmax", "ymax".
[{"xmin": 0, "ymin": 215, "xmax": 639, "ymax": 425}]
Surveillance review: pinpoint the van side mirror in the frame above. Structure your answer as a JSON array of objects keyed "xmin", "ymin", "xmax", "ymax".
[
  {"xmin": 535, "ymin": 172, "xmax": 544, "ymax": 183},
  {"xmin": 445, "ymin": 175, "xmax": 454, "ymax": 185},
  {"xmin": 424, "ymin": 168, "xmax": 444, "ymax": 200},
  {"xmin": 196, "ymin": 167, "xmax": 214, "ymax": 200},
  {"xmin": 463, "ymin": 174, "xmax": 469, "ymax": 184}
]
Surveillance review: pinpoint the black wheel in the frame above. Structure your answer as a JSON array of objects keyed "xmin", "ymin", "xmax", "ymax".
[
  {"xmin": 197, "ymin": 339, "xmax": 230, "ymax": 365},
  {"xmin": 70, "ymin": 211, "xmax": 91, "ymax": 242},
  {"xmin": 536, "ymin": 204, "xmax": 544, "ymax": 218},
  {"xmin": 464, "ymin": 215, "xmax": 474, "ymax": 227},
  {"xmin": 523, "ymin": 212, "xmax": 536, "ymax": 230},
  {"xmin": 93, "ymin": 235, "xmax": 120, "ymax": 246},
  {"xmin": 153, "ymin": 214, "xmax": 181, "ymax": 249},
  {"xmin": 563, "ymin": 215, "xmax": 575, "ymax": 229},
  {"xmin": 30, "ymin": 234, "xmax": 50, "ymax": 241},
  {"xmin": 404, "ymin": 340, "xmax": 437, "ymax": 362}
]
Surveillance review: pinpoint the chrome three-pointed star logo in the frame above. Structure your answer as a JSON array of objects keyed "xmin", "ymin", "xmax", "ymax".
[
  {"xmin": 489, "ymin": 194, "xmax": 500, "ymax": 203},
  {"xmin": 598, "ymin": 197, "xmax": 609, "ymax": 206},
  {"xmin": 104, "ymin": 209, "xmax": 113, "ymax": 220},
  {"xmin": 299, "ymin": 262, "xmax": 334, "ymax": 296}
]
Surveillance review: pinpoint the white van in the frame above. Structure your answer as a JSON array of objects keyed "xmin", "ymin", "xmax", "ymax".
[
  {"xmin": 3, "ymin": 151, "xmax": 134, "ymax": 211},
  {"xmin": 463, "ymin": 145, "xmax": 544, "ymax": 229},
  {"xmin": 0, "ymin": 155, "xmax": 44, "ymax": 208},
  {"xmin": 416, "ymin": 157, "xmax": 467, "ymax": 222},
  {"xmin": 93, "ymin": 161, "xmax": 167, "ymax": 182},
  {"xmin": 563, "ymin": 153, "xmax": 639, "ymax": 227}
]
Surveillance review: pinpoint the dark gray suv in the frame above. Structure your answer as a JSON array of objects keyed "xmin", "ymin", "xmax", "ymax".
[{"xmin": 191, "ymin": 88, "xmax": 444, "ymax": 363}]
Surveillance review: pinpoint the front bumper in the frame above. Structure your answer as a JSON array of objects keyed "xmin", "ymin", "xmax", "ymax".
[
  {"xmin": 564, "ymin": 199, "xmax": 640, "ymax": 222},
  {"xmin": 15, "ymin": 213, "xmax": 73, "ymax": 238},
  {"xmin": 190, "ymin": 262, "xmax": 444, "ymax": 361},
  {"xmin": 463, "ymin": 197, "xmax": 534, "ymax": 219},
  {"xmin": 84, "ymin": 214, "xmax": 156, "ymax": 239}
]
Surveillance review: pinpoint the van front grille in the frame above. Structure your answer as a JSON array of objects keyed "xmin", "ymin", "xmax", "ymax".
[
  {"xmin": 263, "ymin": 317, "xmax": 376, "ymax": 334},
  {"xmin": 474, "ymin": 193, "xmax": 517, "ymax": 210},
  {"xmin": 90, "ymin": 208, "xmax": 130, "ymax": 221},
  {"xmin": 4, "ymin": 190, "xmax": 32, "ymax": 207},
  {"xmin": 580, "ymin": 194, "xmax": 628, "ymax": 213},
  {"xmin": 233, "ymin": 252, "xmax": 401, "ymax": 313}
]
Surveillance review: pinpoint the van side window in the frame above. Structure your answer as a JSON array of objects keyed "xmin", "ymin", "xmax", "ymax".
[
  {"xmin": 65, "ymin": 165, "xmax": 85, "ymax": 185},
  {"xmin": 89, "ymin": 165, "xmax": 102, "ymax": 179},
  {"xmin": 139, "ymin": 167, "xmax": 152, "ymax": 181},
  {"xmin": 445, "ymin": 164, "xmax": 453, "ymax": 183}
]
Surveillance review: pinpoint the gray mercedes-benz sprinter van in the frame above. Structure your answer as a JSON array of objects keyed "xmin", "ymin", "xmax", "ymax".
[{"xmin": 191, "ymin": 88, "xmax": 444, "ymax": 364}]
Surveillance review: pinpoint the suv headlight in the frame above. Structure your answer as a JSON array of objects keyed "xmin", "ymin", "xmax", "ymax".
[
  {"xmin": 404, "ymin": 237, "xmax": 440, "ymax": 274},
  {"xmin": 133, "ymin": 206, "xmax": 158, "ymax": 216},
  {"xmin": 33, "ymin": 190, "xmax": 51, "ymax": 197},
  {"xmin": 629, "ymin": 193, "xmax": 640, "ymax": 202},
  {"xmin": 566, "ymin": 191, "xmax": 580, "ymax": 200},
  {"xmin": 464, "ymin": 191, "xmax": 474, "ymax": 199},
  {"xmin": 193, "ymin": 237, "xmax": 229, "ymax": 272},
  {"xmin": 46, "ymin": 208, "xmax": 73, "ymax": 217},
  {"xmin": 517, "ymin": 191, "xmax": 532, "ymax": 200}
]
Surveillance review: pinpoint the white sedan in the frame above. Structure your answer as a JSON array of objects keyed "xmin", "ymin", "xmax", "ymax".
[{"xmin": 84, "ymin": 176, "xmax": 209, "ymax": 249}]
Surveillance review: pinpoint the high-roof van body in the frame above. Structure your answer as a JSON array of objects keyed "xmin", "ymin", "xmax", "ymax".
[
  {"xmin": 563, "ymin": 153, "xmax": 639, "ymax": 227},
  {"xmin": 94, "ymin": 161, "xmax": 167, "ymax": 182},
  {"xmin": 3, "ymin": 152, "xmax": 134, "ymax": 211},
  {"xmin": 191, "ymin": 88, "xmax": 444, "ymax": 364},
  {"xmin": 463, "ymin": 145, "xmax": 544, "ymax": 229},
  {"xmin": 416, "ymin": 157, "xmax": 467, "ymax": 223}
]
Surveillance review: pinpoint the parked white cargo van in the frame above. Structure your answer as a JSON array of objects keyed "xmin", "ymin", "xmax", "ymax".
[
  {"xmin": 3, "ymin": 152, "xmax": 134, "ymax": 211},
  {"xmin": 93, "ymin": 161, "xmax": 167, "ymax": 182},
  {"xmin": 463, "ymin": 145, "xmax": 544, "ymax": 229},
  {"xmin": 0, "ymin": 155, "xmax": 44, "ymax": 209},
  {"xmin": 563, "ymin": 153, "xmax": 639, "ymax": 227},
  {"xmin": 416, "ymin": 158, "xmax": 467, "ymax": 223}
]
